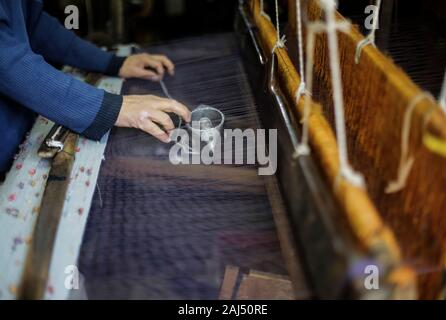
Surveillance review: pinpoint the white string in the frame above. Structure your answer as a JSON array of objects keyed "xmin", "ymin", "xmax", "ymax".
[
  {"xmin": 160, "ymin": 79, "xmax": 173, "ymax": 100},
  {"xmin": 274, "ymin": 0, "xmax": 280, "ymax": 40},
  {"xmin": 439, "ymin": 68, "xmax": 446, "ymax": 113},
  {"xmin": 295, "ymin": 24, "xmax": 320, "ymax": 157},
  {"xmin": 296, "ymin": 20, "xmax": 348, "ymax": 158},
  {"xmin": 296, "ymin": 0, "xmax": 305, "ymax": 83},
  {"xmin": 295, "ymin": 0, "xmax": 308, "ymax": 104},
  {"xmin": 96, "ymin": 183, "xmax": 103, "ymax": 208},
  {"xmin": 355, "ymin": 0, "xmax": 382, "ymax": 64},
  {"xmin": 260, "ymin": 0, "xmax": 271, "ymax": 20},
  {"xmin": 320, "ymin": 0, "xmax": 365, "ymax": 188},
  {"xmin": 386, "ymin": 92, "xmax": 436, "ymax": 194},
  {"xmin": 272, "ymin": 0, "xmax": 286, "ymax": 53}
]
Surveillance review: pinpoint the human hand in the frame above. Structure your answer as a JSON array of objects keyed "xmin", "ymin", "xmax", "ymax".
[
  {"xmin": 116, "ymin": 95, "xmax": 191, "ymax": 143},
  {"xmin": 118, "ymin": 53, "xmax": 175, "ymax": 81}
]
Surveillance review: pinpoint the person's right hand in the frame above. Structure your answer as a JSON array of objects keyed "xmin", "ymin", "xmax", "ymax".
[{"xmin": 116, "ymin": 95, "xmax": 191, "ymax": 143}]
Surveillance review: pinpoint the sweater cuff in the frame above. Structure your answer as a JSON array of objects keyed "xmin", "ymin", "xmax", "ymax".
[
  {"xmin": 104, "ymin": 55, "xmax": 126, "ymax": 76},
  {"xmin": 82, "ymin": 92, "xmax": 123, "ymax": 141}
]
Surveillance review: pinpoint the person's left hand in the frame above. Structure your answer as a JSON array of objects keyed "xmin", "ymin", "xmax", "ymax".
[{"xmin": 119, "ymin": 53, "xmax": 175, "ymax": 81}]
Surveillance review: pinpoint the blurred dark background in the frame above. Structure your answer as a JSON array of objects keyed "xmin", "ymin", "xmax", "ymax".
[
  {"xmin": 43, "ymin": 0, "xmax": 238, "ymax": 46},
  {"xmin": 43, "ymin": 0, "xmax": 445, "ymax": 96},
  {"xmin": 338, "ymin": 0, "xmax": 446, "ymax": 97}
]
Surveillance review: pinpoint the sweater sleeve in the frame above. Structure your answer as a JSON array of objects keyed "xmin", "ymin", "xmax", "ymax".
[
  {"xmin": 29, "ymin": 10, "xmax": 125, "ymax": 76},
  {"xmin": 0, "ymin": 13, "xmax": 122, "ymax": 141}
]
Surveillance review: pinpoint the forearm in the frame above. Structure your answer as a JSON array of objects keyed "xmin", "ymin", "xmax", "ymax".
[
  {"xmin": 29, "ymin": 11, "xmax": 125, "ymax": 75},
  {"xmin": 0, "ymin": 34, "xmax": 122, "ymax": 140}
]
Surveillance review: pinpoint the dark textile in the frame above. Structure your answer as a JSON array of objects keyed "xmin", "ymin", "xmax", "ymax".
[{"xmin": 78, "ymin": 34, "xmax": 288, "ymax": 299}]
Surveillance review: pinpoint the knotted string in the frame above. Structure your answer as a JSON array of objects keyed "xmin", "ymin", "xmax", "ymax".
[
  {"xmin": 295, "ymin": 0, "xmax": 306, "ymax": 103},
  {"xmin": 355, "ymin": 0, "xmax": 382, "ymax": 64},
  {"xmin": 386, "ymin": 92, "xmax": 436, "ymax": 194},
  {"xmin": 260, "ymin": 0, "xmax": 271, "ymax": 21},
  {"xmin": 320, "ymin": 0, "xmax": 365, "ymax": 188},
  {"xmin": 271, "ymin": 0, "xmax": 286, "ymax": 54},
  {"xmin": 295, "ymin": 23, "xmax": 320, "ymax": 158}
]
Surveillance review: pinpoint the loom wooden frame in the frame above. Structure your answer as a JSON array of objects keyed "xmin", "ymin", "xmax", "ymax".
[{"xmin": 247, "ymin": 0, "xmax": 446, "ymax": 299}]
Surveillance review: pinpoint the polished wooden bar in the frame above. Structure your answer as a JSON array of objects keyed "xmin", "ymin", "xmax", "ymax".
[
  {"xmin": 247, "ymin": 0, "xmax": 419, "ymax": 298},
  {"xmin": 295, "ymin": 0, "xmax": 446, "ymax": 299}
]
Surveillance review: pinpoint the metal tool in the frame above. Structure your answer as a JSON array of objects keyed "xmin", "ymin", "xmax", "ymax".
[{"xmin": 38, "ymin": 125, "xmax": 70, "ymax": 158}]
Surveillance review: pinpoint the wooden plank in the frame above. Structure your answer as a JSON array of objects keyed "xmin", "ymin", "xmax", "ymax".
[
  {"xmin": 219, "ymin": 266, "xmax": 240, "ymax": 300},
  {"xmin": 19, "ymin": 133, "xmax": 78, "ymax": 300},
  {"xmin": 18, "ymin": 72, "xmax": 101, "ymax": 300},
  {"xmin": 236, "ymin": 271, "xmax": 296, "ymax": 300},
  {"xmin": 249, "ymin": 0, "xmax": 401, "ymax": 267},
  {"xmin": 262, "ymin": 175, "xmax": 312, "ymax": 299}
]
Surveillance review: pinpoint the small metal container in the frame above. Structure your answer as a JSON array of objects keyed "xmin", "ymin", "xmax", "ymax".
[{"xmin": 177, "ymin": 105, "xmax": 225, "ymax": 155}]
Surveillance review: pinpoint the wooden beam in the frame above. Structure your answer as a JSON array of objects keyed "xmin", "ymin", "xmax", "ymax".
[
  {"xmin": 19, "ymin": 133, "xmax": 78, "ymax": 300},
  {"xmin": 248, "ymin": 0, "xmax": 418, "ymax": 298}
]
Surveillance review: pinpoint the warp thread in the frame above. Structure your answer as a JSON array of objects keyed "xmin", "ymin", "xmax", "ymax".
[{"xmin": 160, "ymin": 79, "xmax": 173, "ymax": 100}]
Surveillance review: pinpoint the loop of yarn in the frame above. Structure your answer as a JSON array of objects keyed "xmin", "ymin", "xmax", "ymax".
[
  {"xmin": 320, "ymin": 0, "xmax": 365, "ymax": 188},
  {"xmin": 271, "ymin": 0, "xmax": 287, "ymax": 54},
  {"xmin": 260, "ymin": 0, "xmax": 271, "ymax": 21},
  {"xmin": 355, "ymin": 0, "xmax": 382, "ymax": 64},
  {"xmin": 386, "ymin": 92, "xmax": 436, "ymax": 194}
]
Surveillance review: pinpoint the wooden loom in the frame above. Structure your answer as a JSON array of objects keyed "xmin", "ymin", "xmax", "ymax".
[
  {"xmin": 244, "ymin": 0, "xmax": 446, "ymax": 299},
  {"xmin": 7, "ymin": 0, "xmax": 444, "ymax": 300}
]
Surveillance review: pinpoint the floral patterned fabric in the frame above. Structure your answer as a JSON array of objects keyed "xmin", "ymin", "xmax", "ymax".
[{"xmin": 0, "ymin": 77, "xmax": 123, "ymax": 300}]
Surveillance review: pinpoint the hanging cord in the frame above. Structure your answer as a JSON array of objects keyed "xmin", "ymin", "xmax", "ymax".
[
  {"xmin": 295, "ymin": 18, "xmax": 349, "ymax": 158},
  {"xmin": 320, "ymin": 0, "xmax": 365, "ymax": 188},
  {"xmin": 295, "ymin": 26, "xmax": 316, "ymax": 157},
  {"xmin": 260, "ymin": 0, "xmax": 271, "ymax": 21},
  {"xmin": 439, "ymin": 68, "xmax": 446, "ymax": 113},
  {"xmin": 295, "ymin": 22, "xmax": 328, "ymax": 157},
  {"xmin": 295, "ymin": 0, "xmax": 307, "ymax": 102},
  {"xmin": 386, "ymin": 92, "xmax": 436, "ymax": 194},
  {"xmin": 355, "ymin": 0, "xmax": 382, "ymax": 64},
  {"xmin": 272, "ymin": 0, "xmax": 286, "ymax": 53}
]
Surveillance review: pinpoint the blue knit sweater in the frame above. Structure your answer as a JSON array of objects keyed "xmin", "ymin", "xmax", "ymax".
[{"xmin": 0, "ymin": 0, "xmax": 125, "ymax": 174}]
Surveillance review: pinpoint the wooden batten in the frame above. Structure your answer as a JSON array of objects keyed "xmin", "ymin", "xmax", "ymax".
[
  {"xmin": 247, "ymin": 0, "xmax": 417, "ymax": 298},
  {"xmin": 285, "ymin": 0, "xmax": 446, "ymax": 299}
]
